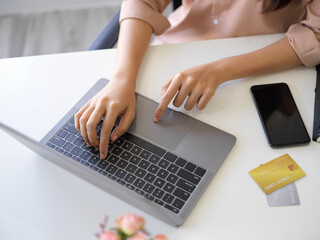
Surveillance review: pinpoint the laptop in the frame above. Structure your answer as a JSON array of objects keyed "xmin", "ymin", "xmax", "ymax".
[{"xmin": 0, "ymin": 78, "xmax": 236, "ymax": 226}]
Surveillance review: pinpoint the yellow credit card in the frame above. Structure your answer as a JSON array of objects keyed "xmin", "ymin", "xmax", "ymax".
[{"xmin": 249, "ymin": 154, "xmax": 306, "ymax": 194}]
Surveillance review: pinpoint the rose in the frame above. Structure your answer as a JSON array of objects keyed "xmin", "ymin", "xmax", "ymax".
[
  {"xmin": 127, "ymin": 232, "xmax": 148, "ymax": 240},
  {"xmin": 116, "ymin": 213, "xmax": 146, "ymax": 236},
  {"xmin": 100, "ymin": 231, "xmax": 121, "ymax": 240},
  {"xmin": 153, "ymin": 234, "xmax": 168, "ymax": 240}
]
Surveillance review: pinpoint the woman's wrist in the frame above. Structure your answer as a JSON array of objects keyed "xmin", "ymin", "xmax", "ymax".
[{"xmin": 111, "ymin": 68, "xmax": 137, "ymax": 89}]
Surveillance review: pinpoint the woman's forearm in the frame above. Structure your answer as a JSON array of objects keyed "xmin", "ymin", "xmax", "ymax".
[
  {"xmin": 216, "ymin": 37, "xmax": 302, "ymax": 84},
  {"xmin": 113, "ymin": 18, "xmax": 153, "ymax": 87}
]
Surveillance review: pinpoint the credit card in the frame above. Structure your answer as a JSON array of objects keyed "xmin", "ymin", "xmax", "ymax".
[
  {"xmin": 266, "ymin": 181, "xmax": 300, "ymax": 206},
  {"xmin": 249, "ymin": 154, "xmax": 306, "ymax": 194}
]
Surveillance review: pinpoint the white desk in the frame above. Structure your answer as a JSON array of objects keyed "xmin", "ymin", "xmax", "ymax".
[{"xmin": 0, "ymin": 34, "xmax": 319, "ymax": 240}]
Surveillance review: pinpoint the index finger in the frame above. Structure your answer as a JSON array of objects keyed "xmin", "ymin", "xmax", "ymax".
[
  {"xmin": 153, "ymin": 76, "xmax": 181, "ymax": 122},
  {"xmin": 99, "ymin": 110, "xmax": 118, "ymax": 159}
]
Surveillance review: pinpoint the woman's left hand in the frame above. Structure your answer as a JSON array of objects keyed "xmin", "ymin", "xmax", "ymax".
[{"xmin": 153, "ymin": 62, "xmax": 223, "ymax": 122}]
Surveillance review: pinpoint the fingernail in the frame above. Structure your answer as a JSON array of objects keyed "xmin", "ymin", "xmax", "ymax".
[
  {"xmin": 100, "ymin": 152, "xmax": 105, "ymax": 159},
  {"xmin": 153, "ymin": 116, "xmax": 159, "ymax": 122}
]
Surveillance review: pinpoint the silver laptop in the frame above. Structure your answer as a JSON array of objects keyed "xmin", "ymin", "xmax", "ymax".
[{"xmin": 0, "ymin": 78, "xmax": 236, "ymax": 226}]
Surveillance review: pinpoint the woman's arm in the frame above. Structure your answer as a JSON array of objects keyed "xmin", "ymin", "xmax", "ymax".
[
  {"xmin": 153, "ymin": 37, "xmax": 302, "ymax": 122},
  {"xmin": 75, "ymin": 19, "xmax": 152, "ymax": 159}
]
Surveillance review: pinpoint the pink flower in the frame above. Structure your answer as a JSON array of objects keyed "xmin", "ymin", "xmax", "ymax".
[
  {"xmin": 152, "ymin": 234, "xmax": 168, "ymax": 240},
  {"xmin": 116, "ymin": 213, "xmax": 146, "ymax": 236},
  {"xmin": 128, "ymin": 232, "xmax": 148, "ymax": 240},
  {"xmin": 99, "ymin": 231, "xmax": 121, "ymax": 240}
]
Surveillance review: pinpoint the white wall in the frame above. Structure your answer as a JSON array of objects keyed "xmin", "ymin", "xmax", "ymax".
[{"xmin": 0, "ymin": 0, "xmax": 122, "ymax": 15}]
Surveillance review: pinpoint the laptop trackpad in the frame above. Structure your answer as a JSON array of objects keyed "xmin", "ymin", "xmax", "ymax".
[{"xmin": 127, "ymin": 95, "xmax": 195, "ymax": 151}]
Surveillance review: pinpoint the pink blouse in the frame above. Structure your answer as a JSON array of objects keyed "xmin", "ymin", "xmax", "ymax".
[{"xmin": 120, "ymin": 0, "xmax": 320, "ymax": 67}]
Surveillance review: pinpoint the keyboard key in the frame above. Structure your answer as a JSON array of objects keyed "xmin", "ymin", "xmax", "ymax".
[
  {"xmin": 106, "ymin": 165, "xmax": 118, "ymax": 175},
  {"xmin": 88, "ymin": 155, "xmax": 100, "ymax": 165},
  {"xmin": 152, "ymin": 188, "xmax": 165, "ymax": 199},
  {"xmin": 90, "ymin": 148, "xmax": 99, "ymax": 156},
  {"xmin": 81, "ymin": 161, "xmax": 90, "ymax": 167},
  {"xmin": 71, "ymin": 156, "xmax": 81, "ymax": 162},
  {"xmin": 172, "ymin": 198, "xmax": 185, "ymax": 210},
  {"xmin": 144, "ymin": 194, "xmax": 155, "ymax": 201},
  {"xmin": 154, "ymin": 178, "xmax": 166, "ymax": 188},
  {"xmin": 194, "ymin": 167, "xmax": 206, "ymax": 177},
  {"xmin": 62, "ymin": 142, "xmax": 74, "ymax": 152},
  {"xmin": 176, "ymin": 179, "xmax": 196, "ymax": 193},
  {"xmin": 177, "ymin": 169, "xmax": 201, "ymax": 185},
  {"xmin": 114, "ymin": 138, "xmax": 124, "ymax": 146},
  {"xmin": 79, "ymin": 151, "xmax": 91, "ymax": 161},
  {"xmin": 63, "ymin": 122, "xmax": 78, "ymax": 134},
  {"xmin": 164, "ymin": 204, "xmax": 179, "ymax": 214},
  {"xmin": 157, "ymin": 169, "xmax": 169, "ymax": 179},
  {"xmin": 107, "ymin": 155, "xmax": 119, "ymax": 164},
  {"xmin": 135, "ymin": 189, "xmax": 144, "ymax": 195},
  {"xmin": 108, "ymin": 142, "xmax": 115, "ymax": 152},
  {"xmin": 122, "ymin": 132, "xmax": 166, "ymax": 157},
  {"xmin": 81, "ymin": 143, "xmax": 92, "ymax": 152},
  {"xmin": 122, "ymin": 141, "xmax": 133, "ymax": 151},
  {"xmin": 135, "ymin": 169, "xmax": 147, "ymax": 178},
  {"xmin": 98, "ymin": 169, "xmax": 107, "ymax": 176},
  {"xmin": 163, "ymin": 183, "xmax": 175, "ymax": 193},
  {"xmin": 154, "ymin": 199, "xmax": 164, "ymax": 206},
  {"xmin": 149, "ymin": 154, "xmax": 161, "ymax": 164},
  {"xmin": 130, "ymin": 146, "xmax": 142, "ymax": 155},
  {"xmin": 124, "ymin": 174, "xmax": 136, "ymax": 184},
  {"xmin": 66, "ymin": 133, "xmax": 77, "ymax": 142},
  {"xmin": 144, "ymin": 173, "xmax": 156, "ymax": 183},
  {"xmin": 97, "ymin": 160, "xmax": 109, "ymax": 170},
  {"xmin": 112, "ymin": 146, "xmax": 123, "ymax": 156},
  {"xmin": 47, "ymin": 142, "xmax": 55, "ymax": 149},
  {"xmin": 143, "ymin": 183, "xmax": 155, "ymax": 194},
  {"xmin": 50, "ymin": 136, "xmax": 66, "ymax": 147},
  {"xmin": 74, "ymin": 137, "xmax": 85, "ymax": 147},
  {"xmin": 173, "ymin": 188, "xmax": 190, "ymax": 201},
  {"xmin": 116, "ymin": 159, "xmax": 128, "ymax": 169},
  {"xmin": 116, "ymin": 179, "xmax": 126, "ymax": 185},
  {"xmin": 140, "ymin": 150, "xmax": 151, "ymax": 160},
  {"xmin": 125, "ymin": 184, "xmax": 135, "ymax": 191},
  {"xmin": 89, "ymin": 165, "xmax": 99, "ymax": 171},
  {"xmin": 138, "ymin": 160, "xmax": 150, "ymax": 170},
  {"xmin": 185, "ymin": 162, "xmax": 196, "ymax": 172},
  {"xmin": 133, "ymin": 179, "xmax": 146, "ymax": 189},
  {"xmin": 63, "ymin": 152, "xmax": 72, "ymax": 158},
  {"xmin": 166, "ymin": 174, "xmax": 178, "ymax": 184},
  {"xmin": 115, "ymin": 169, "xmax": 127, "ymax": 179},
  {"xmin": 148, "ymin": 164, "xmax": 159, "ymax": 174},
  {"xmin": 158, "ymin": 159, "xmax": 170, "ymax": 169},
  {"xmin": 71, "ymin": 147, "xmax": 83, "ymax": 156},
  {"xmin": 167, "ymin": 164, "xmax": 179, "ymax": 174},
  {"xmin": 126, "ymin": 164, "xmax": 138, "ymax": 174},
  {"xmin": 107, "ymin": 174, "xmax": 116, "ymax": 181},
  {"xmin": 175, "ymin": 157, "xmax": 187, "ymax": 167},
  {"xmin": 163, "ymin": 152, "xmax": 177, "ymax": 162},
  {"xmin": 57, "ymin": 129, "xmax": 68, "ymax": 138},
  {"xmin": 120, "ymin": 151, "xmax": 132, "ymax": 161},
  {"xmin": 129, "ymin": 155, "xmax": 141, "ymax": 165},
  {"xmin": 162, "ymin": 193, "xmax": 175, "ymax": 204}
]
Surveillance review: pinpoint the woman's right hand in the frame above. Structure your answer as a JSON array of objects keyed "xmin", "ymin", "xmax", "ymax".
[{"xmin": 74, "ymin": 79, "xmax": 136, "ymax": 159}]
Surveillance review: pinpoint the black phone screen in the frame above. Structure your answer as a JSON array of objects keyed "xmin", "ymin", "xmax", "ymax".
[{"xmin": 251, "ymin": 83, "xmax": 310, "ymax": 147}]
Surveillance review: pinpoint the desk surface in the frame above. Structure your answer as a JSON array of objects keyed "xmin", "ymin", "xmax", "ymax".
[{"xmin": 0, "ymin": 34, "xmax": 319, "ymax": 240}]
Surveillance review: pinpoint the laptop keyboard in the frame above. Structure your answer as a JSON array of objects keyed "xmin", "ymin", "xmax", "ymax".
[{"xmin": 46, "ymin": 116, "xmax": 207, "ymax": 215}]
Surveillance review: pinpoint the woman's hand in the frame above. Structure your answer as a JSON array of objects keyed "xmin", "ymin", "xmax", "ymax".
[
  {"xmin": 74, "ymin": 79, "xmax": 136, "ymax": 159},
  {"xmin": 153, "ymin": 62, "xmax": 223, "ymax": 122}
]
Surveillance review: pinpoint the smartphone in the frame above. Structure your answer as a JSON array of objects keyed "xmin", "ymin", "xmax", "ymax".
[{"xmin": 251, "ymin": 83, "xmax": 310, "ymax": 147}]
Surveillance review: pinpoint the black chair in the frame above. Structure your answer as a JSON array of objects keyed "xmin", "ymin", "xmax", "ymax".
[{"xmin": 88, "ymin": 0, "xmax": 182, "ymax": 50}]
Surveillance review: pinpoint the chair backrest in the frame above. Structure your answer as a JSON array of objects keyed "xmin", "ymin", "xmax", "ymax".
[{"xmin": 88, "ymin": 0, "xmax": 182, "ymax": 50}]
